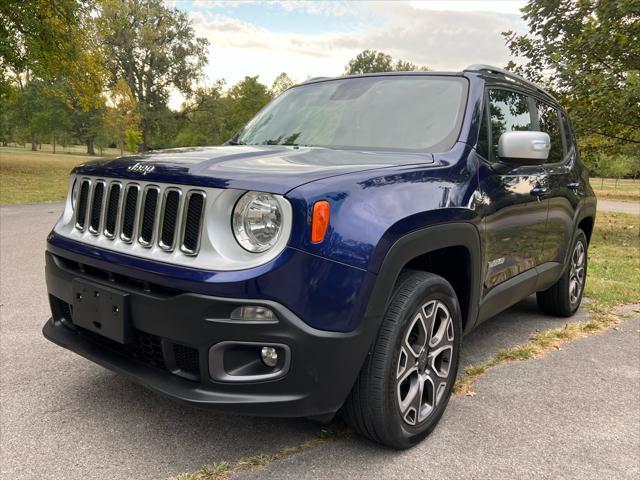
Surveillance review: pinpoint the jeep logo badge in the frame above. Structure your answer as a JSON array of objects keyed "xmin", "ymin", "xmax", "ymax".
[{"xmin": 127, "ymin": 163, "xmax": 155, "ymax": 175}]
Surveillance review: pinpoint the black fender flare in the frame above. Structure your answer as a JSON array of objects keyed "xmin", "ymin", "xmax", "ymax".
[{"xmin": 362, "ymin": 222, "xmax": 482, "ymax": 339}]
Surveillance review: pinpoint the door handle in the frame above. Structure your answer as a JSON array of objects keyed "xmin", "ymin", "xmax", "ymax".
[
  {"xmin": 530, "ymin": 186, "xmax": 548, "ymax": 197},
  {"xmin": 567, "ymin": 181, "xmax": 581, "ymax": 190}
]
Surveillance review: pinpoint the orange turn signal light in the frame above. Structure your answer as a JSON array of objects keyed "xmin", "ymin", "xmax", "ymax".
[{"xmin": 311, "ymin": 200, "xmax": 330, "ymax": 243}]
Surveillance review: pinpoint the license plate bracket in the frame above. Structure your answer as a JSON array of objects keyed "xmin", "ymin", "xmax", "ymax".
[{"xmin": 72, "ymin": 278, "xmax": 132, "ymax": 344}]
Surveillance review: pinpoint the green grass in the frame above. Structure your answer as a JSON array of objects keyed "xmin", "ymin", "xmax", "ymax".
[
  {"xmin": 585, "ymin": 212, "xmax": 640, "ymax": 304},
  {"xmin": 0, "ymin": 147, "xmax": 118, "ymax": 204},
  {"xmin": 591, "ymin": 177, "xmax": 640, "ymax": 202}
]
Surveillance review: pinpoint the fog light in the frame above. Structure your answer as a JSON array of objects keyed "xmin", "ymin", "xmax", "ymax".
[
  {"xmin": 230, "ymin": 306, "xmax": 277, "ymax": 322},
  {"xmin": 261, "ymin": 346, "xmax": 278, "ymax": 367}
]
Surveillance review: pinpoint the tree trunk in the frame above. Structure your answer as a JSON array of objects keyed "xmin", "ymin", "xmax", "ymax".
[
  {"xmin": 31, "ymin": 135, "xmax": 37, "ymax": 151},
  {"xmin": 53, "ymin": 135, "xmax": 56, "ymax": 154},
  {"xmin": 86, "ymin": 139, "xmax": 95, "ymax": 156}
]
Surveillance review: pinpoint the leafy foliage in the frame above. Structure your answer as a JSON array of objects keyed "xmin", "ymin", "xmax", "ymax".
[
  {"xmin": 103, "ymin": 79, "xmax": 142, "ymax": 154},
  {"xmin": 97, "ymin": 0, "xmax": 209, "ymax": 149},
  {"xmin": 503, "ymin": 0, "xmax": 640, "ymax": 153},
  {"xmin": 271, "ymin": 72, "xmax": 295, "ymax": 96},
  {"xmin": 345, "ymin": 49, "xmax": 429, "ymax": 75},
  {"xmin": 0, "ymin": 0, "xmax": 105, "ymax": 109}
]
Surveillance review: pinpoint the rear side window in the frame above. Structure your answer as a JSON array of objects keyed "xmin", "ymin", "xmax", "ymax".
[
  {"xmin": 560, "ymin": 112, "xmax": 575, "ymax": 153},
  {"xmin": 536, "ymin": 101, "xmax": 563, "ymax": 163},
  {"xmin": 488, "ymin": 89, "xmax": 532, "ymax": 161}
]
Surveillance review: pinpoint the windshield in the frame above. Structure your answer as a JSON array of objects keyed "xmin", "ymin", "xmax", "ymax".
[{"xmin": 235, "ymin": 75, "xmax": 468, "ymax": 152}]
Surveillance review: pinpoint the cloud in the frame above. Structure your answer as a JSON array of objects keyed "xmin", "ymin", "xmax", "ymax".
[{"xmin": 169, "ymin": 1, "xmax": 527, "ymax": 108}]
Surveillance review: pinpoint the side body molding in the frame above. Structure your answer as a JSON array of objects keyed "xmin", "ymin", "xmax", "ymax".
[{"xmin": 363, "ymin": 222, "xmax": 482, "ymax": 337}]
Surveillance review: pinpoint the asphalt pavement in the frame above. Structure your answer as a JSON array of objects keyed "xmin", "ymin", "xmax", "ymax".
[{"xmin": 1, "ymin": 202, "xmax": 638, "ymax": 480}]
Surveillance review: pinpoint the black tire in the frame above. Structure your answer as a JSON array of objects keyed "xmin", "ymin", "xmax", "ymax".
[
  {"xmin": 537, "ymin": 229, "xmax": 588, "ymax": 317},
  {"xmin": 342, "ymin": 270, "xmax": 462, "ymax": 449}
]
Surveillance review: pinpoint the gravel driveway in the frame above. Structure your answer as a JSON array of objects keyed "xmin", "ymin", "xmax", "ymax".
[{"xmin": 1, "ymin": 202, "xmax": 638, "ymax": 480}]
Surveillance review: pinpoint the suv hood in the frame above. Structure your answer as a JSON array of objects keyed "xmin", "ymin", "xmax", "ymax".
[{"xmin": 73, "ymin": 145, "xmax": 433, "ymax": 194}]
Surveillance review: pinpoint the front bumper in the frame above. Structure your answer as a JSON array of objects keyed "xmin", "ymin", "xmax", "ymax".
[{"xmin": 43, "ymin": 250, "xmax": 373, "ymax": 417}]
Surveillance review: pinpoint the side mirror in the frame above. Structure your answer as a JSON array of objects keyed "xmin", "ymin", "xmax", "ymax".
[{"xmin": 498, "ymin": 131, "xmax": 550, "ymax": 165}]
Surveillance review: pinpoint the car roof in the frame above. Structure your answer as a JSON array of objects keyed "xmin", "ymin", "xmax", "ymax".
[{"xmin": 297, "ymin": 65, "xmax": 557, "ymax": 105}]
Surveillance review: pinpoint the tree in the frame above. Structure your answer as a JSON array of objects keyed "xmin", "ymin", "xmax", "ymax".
[
  {"xmin": 31, "ymin": 85, "xmax": 72, "ymax": 153},
  {"xmin": 345, "ymin": 50, "xmax": 429, "ymax": 75},
  {"xmin": 12, "ymin": 80, "xmax": 46, "ymax": 150},
  {"xmin": 226, "ymin": 76, "xmax": 273, "ymax": 138},
  {"xmin": 175, "ymin": 80, "xmax": 229, "ymax": 146},
  {"xmin": 0, "ymin": 0, "xmax": 105, "ymax": 110},
  {"xmin": 97, "ymin": 0, "xmax": 209, "ymax": 151},
  {"xmin": 0, "ymin": 82, "xmax": 18, "ymax": 146},
  {"xmin": 70, "ymin": 99, "xmax": 105, "ymax": 156},
  {"xmin": 271, "ymin": 72, "xmax": 295, "ymax": 96},
  {"xmin": 503, "ymin": 0, "xmax": 640, "ymax": 151},
  {"xmin": 103, "ymin": 79, "xmax": 141, "ymax": 155}
]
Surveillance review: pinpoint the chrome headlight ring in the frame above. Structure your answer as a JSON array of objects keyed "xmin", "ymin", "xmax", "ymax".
[{"xmin": 232, "ymin": 191, "xmax": 284, "ymax": 253}]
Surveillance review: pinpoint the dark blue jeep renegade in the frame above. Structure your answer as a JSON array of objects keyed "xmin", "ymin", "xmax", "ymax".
[{"xmin": 44, "ymin": 65, "xmax": 596, "ymax": 448}]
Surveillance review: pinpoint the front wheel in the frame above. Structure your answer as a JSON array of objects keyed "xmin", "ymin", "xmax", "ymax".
[
  {"xmin": 537, "ymin": 229, "xmax": 588, "ymax": 317},
  {"xmin": 342, "ymin": 271, "xmax": 462, "ymax": 449}
]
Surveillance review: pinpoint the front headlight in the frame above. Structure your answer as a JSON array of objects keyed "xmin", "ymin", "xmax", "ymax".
[{"xmin": 232, "ymin": 191, "xmax": 283, "ymax": 253}]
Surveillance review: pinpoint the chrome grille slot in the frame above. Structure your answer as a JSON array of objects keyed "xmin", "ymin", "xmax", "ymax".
[
  {"xmin": 121, "ymin": 184, "xmax": 140, "ymax": 242},
  {"xmin": 104, "ymin": 183, "xmax": 121, "ymax": 238},
  {"xmin": 75, "ymin": 179, "xmax": 91, "ymax": 230},
  {"xmin": 181, "ymin": 191, "xmax": 205, "ymax": 255},
  {"xmin": 89, "ymin": 181, "xmax": 105, "ymax": 234},
  {"xmin": 159, "ymin": 189, "xmax": 181, "ymax": 250},
  {"xmin": 139, "ymin": 186, "xmax": 159, "ymax": 246}
]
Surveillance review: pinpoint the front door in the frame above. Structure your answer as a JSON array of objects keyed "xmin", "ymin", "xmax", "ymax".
[{"xmin": 477, "ymin": 88, "xmax": 549, "ymax": 293}]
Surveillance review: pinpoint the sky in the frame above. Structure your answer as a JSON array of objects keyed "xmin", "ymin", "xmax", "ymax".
[{"xmin": 166, "ymin": 0, "xmax": 528, "ymax": 108}]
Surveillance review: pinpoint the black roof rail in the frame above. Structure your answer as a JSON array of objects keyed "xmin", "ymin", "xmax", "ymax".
[
  {"xmin": 300, "ymin": 76, "xmax": 331, "ymax": 84},
  {"xmin": 464, "ymin": 64, "xmax": 556, "ymax": 101}
]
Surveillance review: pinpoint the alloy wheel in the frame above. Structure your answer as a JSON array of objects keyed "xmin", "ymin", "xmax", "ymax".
[
  {"xmin": 396, "ymin": 300, "xmax": 454, "ymax": 426},
  {"xmin": 569, "ymin": 240, "xmax": 586, "ymax": 305}
]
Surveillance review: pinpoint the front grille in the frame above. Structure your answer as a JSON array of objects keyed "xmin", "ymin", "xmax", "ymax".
[
  {"xmin": 131, "ymin": 331, "xmax": 165, "ymax": 368},
  {"xmin": 139, "ymin": 187, "xmax": 159, "ymax": 245},
  {"xmin": 73, "ymin": 176, "xmax": 206, "ymax": 255},
  {"xmin": 104, "ymin": 183, "xmax": 121, "ymax": 237},
  {"xmin": 121, "ymin": 185, "xmax": 139, "ymax": 242},
  {"xmin": 182, "ymin": 192, "xmax": 205, "ymax": 254},
  {"xmin": 76, "ymin": 180, "xmax": 90, "ymax": 229},
  {"xmin": 89, "ymin": 181, "xmax": 105, "ymax": 233},
  {"xmin": 174, "ymin": 344, "xmax": 201, "ymax": 377},
  {"xmin": 159, "ymin": 189, "xmax": 180, "ymax": 250}
]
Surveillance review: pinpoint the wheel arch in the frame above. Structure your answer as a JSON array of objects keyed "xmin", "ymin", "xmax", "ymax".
[{"xmin": 363, "ymin": 222, "xmax": 482, "ymax": 336}]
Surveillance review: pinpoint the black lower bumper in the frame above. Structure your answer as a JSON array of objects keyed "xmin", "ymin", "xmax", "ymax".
[{"xmin": 43, "ymin": 251, "xmax": 368, "ymax": 417}]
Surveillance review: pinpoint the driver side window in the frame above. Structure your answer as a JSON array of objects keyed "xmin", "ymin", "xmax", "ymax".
[{"xmin": 488, "ymin": 89, "xmax": 533, "ymax": 162}]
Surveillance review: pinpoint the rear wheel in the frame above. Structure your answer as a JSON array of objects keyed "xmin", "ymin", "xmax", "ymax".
[
  {"xmin": 537, "ymin": 229, "xmax": 588, "ymax": 317},
  {"xmin": 342, "ymin": 271, "xmax": 462, "ymax": 449}
]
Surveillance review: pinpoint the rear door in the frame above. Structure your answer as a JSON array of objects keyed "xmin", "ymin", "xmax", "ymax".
[
  {"xmin": 477, "ymin": 88, "xmax": 549, "ymax": 293},
  {"xmin": 536, "ymin": 101, "xmax": 581, "ymax": 268}
]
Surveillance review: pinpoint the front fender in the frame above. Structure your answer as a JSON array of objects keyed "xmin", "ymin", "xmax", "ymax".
[
  {"xmin": 363, "ymin": 222, "xmax": 482, "ymax": 336},
  {"xmin": 286, "ymin": 142, "xmax": 480, "ymax": 271}
]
